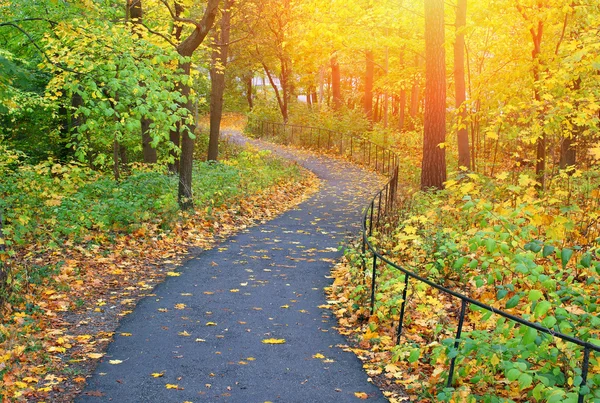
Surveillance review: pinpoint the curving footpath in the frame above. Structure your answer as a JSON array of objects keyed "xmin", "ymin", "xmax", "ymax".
[{"xmin": 77, "ymin": 131, "xmax": 387, "ymax": 402}]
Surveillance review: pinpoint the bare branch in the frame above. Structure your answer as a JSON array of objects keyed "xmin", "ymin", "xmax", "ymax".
[
  {"xmin": 139, "ymin": 22, "xmax": 178, "ymax": 48},
  {"xmin": 159, "ymin": 0, "xmax": 202, "ymax": 29}
]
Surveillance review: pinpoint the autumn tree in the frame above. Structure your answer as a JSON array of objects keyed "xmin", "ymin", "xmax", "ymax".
[
  {"xmin": 421, "ymin": 0, "xmax": 447, "ymax": 190},
  {"xmin": 208, "ymin": 0, "xmax": 234, "ymax": 161},
  {"xmin": 454, "ymin": 0, "xmax": 470, "ymax": 169},
  {"xmin": 160, "ymin": 0, "xmax": 220, "ymax": 209}
]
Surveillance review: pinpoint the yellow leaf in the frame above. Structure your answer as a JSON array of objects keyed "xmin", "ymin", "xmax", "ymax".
[
  {"xmin": 230, "ymin": 289, "xmax": 240, "ymax": 293},
  {"xmin": 174, "ymin": 303, "xmax": 186, "ymax": 310},
  {"xmin": 109, "ymin": 360, "xmax": 123, "ymax": 365},
  {"xmin": 206, "ymin": 322, "xmax": 217, "ymax": 326},
  {"xmin": 280, "ymin": 305, "xmax": 290, "ymax": 309},
  {"xmin": 165, "ymin": 383, "xmax": 179, "ymax": 389},
  {"xmin": 151, "ymin": 372, "xmax": 164, "ymax": 378},
  {"xmin": 166, "ymin": 272, "xmax": 181, "ymax": 277},
  {"xmin": 178, "ymin": 331, "xmax": 191, "ymax": 337},
  {"xmin": 354, "ymin": 392, "xmax": 369, "ymax": 399},
  {"xmin": 313, "ymin": 353, "xmax": 325, "ymax": 359},
  {"xmin": 87, "ymin": 353, "xmax": 104, "ymax": 359},
  {"xmin": 262, "ymin": 338, "xmax": 286, "ymax": 344},
  {"xmin": 120, "ymin": 333, "xmax": 132, "ymax": 337},
  {"xmin": 490, "ymin": 354, "xmax": 500, "ymax": 366}
]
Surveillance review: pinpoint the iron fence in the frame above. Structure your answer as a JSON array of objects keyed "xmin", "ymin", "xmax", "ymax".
[{"xmin": 250, "ymin": 118, "xmax": 598, "ymax": 402}]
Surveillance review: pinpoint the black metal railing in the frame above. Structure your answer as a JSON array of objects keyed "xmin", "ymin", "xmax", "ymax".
[
  {"xmin": 363, "ymin": 180, "xmax": 599, "ymax": 402},
  {"xmin": 249, "ymin": 118, "xmax": 598, "ymax": 401},
  {"xmin": 247, "ymin": 119, "xmax": 400, "ymax": 180}
]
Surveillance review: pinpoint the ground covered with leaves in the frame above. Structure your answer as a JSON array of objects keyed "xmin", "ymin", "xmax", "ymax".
[
  {"xmin": 329, "ymin": 167, "xmax": 600, "ymax": 403},
  {"xmin": 0, "ymin": 139, "xmax": 318, "ymax": 402}
]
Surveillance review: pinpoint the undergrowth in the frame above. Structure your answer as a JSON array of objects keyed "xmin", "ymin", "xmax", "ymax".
[{"xmin": 333, "ymin": 167, "xmax": 600, "ymax": 403}]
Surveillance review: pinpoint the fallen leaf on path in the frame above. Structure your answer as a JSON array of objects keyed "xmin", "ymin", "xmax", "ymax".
[
  {"xmin": 262, "ymin": 338, "xmax": 286, "ymax": 344},
  {"xmin": 166, "ymin": 272, "xmax": 181, "ymax": 277},
  {"xmin": 165, "ymin": 384, "xmax": 179, "ymax": 389},
  {"xmin": 151, "ymin": 372, "xmax": 164, "ymax": 378},
  {"xmin": 313, "ymin": 353, "xmax": 325, "ymax": 359},
  {"xmin": 109, "ymin": 360, "xmax": 123, "ymax": 365},
  {"xmin": 355, "ymin": 392, "xmax": 369, "ymax": 399},
  {"xmin": 86, "ymin": 353, "xmax": 104, "ymax": 359}
]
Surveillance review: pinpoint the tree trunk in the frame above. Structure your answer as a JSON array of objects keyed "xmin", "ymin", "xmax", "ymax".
[
  {"xmin": 127, "ymin": 0, "xmax": 157, "ymax": 164},
  {"xmin": 560, "ymin": 78, "xmax": 580, "ymax": 171},
  {"xmin": 399, "ymin": 88, "xmax": 406, "ymax": 131},
  {"xmin": 113, "ymin": 139, "xmax": 120, "ymax": 181},
  {"xmin": 364, "ymin": 50, "xmax": 374, "ymax": 120},
  {"xmin": 421, "ymin": 0, "xmax": 447, "ymax": 190},
  {"xmin": 454, "ymin": 0, "xmax": 470, "ymax": 169},
  {"xmin": 331, "ymin": 55, "xmax": 342, "ymax": 111},
  {"xmin": 170, "ymin": 0, "xmax": 220, "ymax": 209},
  {"xmin": 244, "ymin": 73, "xmax": 253, "ymax": 110},
  {"xmin": 0, "ymin": 210, "xmax": 7, "ymax": 297},
  {"xmin": 208, "ymin": 0, "xmax": 233, "ymax": 162},
  {"xmin": 409, "ymin": 56, "xmax": 421, "ymax": 129},
  {"xmin": 263, "ymin": 62, "xmax": 288, "ymax": 122}
]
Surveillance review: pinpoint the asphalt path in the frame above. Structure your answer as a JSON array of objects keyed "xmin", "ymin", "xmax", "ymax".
[{"xmin": 78, "ymin": 131, "xmax": 386, "ymax": 402}]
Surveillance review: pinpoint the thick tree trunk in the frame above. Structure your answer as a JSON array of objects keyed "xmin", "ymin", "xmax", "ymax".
[
  {"xmin": 421, "ymin": 0, "xmax": 447, "ymax": 190},
  {"xmin": 454, "ymin": 0, "xmax": 470, "ymax": 169},
  {"xmin": 208, "ymin": 0, "xmax": 233, "ymax": 162},
  {"xmin": 364, "ymin": 50, "xmax": 374, "ymax": 120},
  {"xmin": 331, "ymin": 55, "xmax": 342, "ymax": 111},
  {"xmin": 171, "ymin": 0, "xmax": 220, "ymax": 209},
  {"xmin": 177, "ymin": 63, "xmax": 196, "ymax": 209}
]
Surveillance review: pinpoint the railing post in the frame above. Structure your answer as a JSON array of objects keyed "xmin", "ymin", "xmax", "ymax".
[
  {"xmin": 369, "ymin": 200, "xmax": 375, "ymax": 237},
  {"xmin": 363, "ymin": 139, "xmax": 366, "ymax": 166},
  {"xmin": 447, "ymin": 299, "xmax": 469, "ymax": 388},
  {"xmin": 578, "ymin": 346, "xmax": 591, "ymax": 403},
  {"xmin": 370, "ymin": 255, "xmax": 377, "ymax": 315},
  {"xmin": 396, "ymin": 273, "xmax": 410, "ymax": 344}
]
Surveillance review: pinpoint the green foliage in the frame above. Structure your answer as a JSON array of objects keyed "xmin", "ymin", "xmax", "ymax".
[
  {"xmin": 42, "ymin": 19, "xmax": 190, "ymax": 168},
  {"xmin": 340, "ymin": 165, "xmax": 600, "ymax": 402}
]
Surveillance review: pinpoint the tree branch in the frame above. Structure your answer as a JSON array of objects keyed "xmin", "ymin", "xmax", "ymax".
[
  {"xmin": 139, "ymin": 22, "xmax": 178, "ymax": 48},
  {"xmin": 159, "ymin": 0, "xmax": 203, "ymax": 29},
  {"xmin": 0, "ymin": 22, "xmax": 82, "ymax": 75}
]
